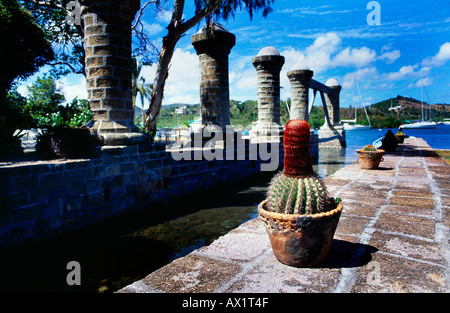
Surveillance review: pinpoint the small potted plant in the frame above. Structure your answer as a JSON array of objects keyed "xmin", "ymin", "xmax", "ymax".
[
  {"xmin": 258, "ymin": 119, "xmax": 343, "ymax": 267},
  {"xmin": 356, "ymin": 144, "xmax": 385, "ymax": 170},
  {"xmin": 395, "ymin": 127, "xmax": 407, "ymax": 143}
]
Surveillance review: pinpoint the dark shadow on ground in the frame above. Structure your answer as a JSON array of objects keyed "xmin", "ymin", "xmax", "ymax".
[{"xmin": 322, "ymin": 239, "xmax": 378, "ymax": 268}]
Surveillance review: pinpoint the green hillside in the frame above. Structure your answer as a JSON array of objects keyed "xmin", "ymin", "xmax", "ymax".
[{"xmin": 135, "ymin": 95, "xmax": 450, "ymax": 130}]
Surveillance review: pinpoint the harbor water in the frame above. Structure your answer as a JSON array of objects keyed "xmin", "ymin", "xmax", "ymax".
[{"xmin": 1, "ymin": 125, "xmax": 449, "ymax": 293}]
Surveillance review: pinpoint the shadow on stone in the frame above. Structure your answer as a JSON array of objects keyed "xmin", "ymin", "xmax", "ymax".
[
  {"xmin": 322, "ymin": 239, "xmax": 378, "ymax": 268},
  {"xmin": 375, "ymin": 166, "xmax": 394, "ymax": 171}
]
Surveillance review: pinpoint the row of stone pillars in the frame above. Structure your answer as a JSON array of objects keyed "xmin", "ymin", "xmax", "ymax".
[
  {"xmin": 190, "ymin": 23, "xmax": 343, "ymax": 148},
  {"xmin": 80, "ymin": 0, "xmax": 343, "ymax": 148}
]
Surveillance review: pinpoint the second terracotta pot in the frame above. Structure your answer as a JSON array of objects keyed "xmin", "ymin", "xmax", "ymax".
[{"xmin": 356, "ymin": 149, "xmax": 385, "ymax": 169}]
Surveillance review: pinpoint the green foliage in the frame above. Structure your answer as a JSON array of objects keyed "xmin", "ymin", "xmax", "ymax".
[
  {"xmin": 19, "ymin": 0, "xmax": 85, "ymax": 77},
  {"xmin": 25, "ymin": 76, "xmax": 92, "ymax": 128},
  {"xmin": 308, "ymin": 106, "xmax": 326, "ymax": 129},
  {"xmin": 230, "ymin": 100, "xmax": 258, "ymax": 128},
  {"xmin": 267, "ymin": 173, "xmax": 332, "ymax": 215},
  {"xmin": 200, "ymin": 0, "xmax": 275, "ymax": 22},
  {"xmin": 36, "ymin": 98, "xmax": 92, "ymax": 128},
  {"xmin": 0, "ymin": 89, "xmax": 35, "ymax": 158},
  {"xmin": 0, "ymin": 0, "xmax": 54, "ymax": 98},
  {"xmin": 132, "ymin": 57, "xmax": 153, "ymax": 112},
  {"xmin": 25, "ymin": 76, "xmax": 65, "ymax": 124},
  {"xmin": 156, "ymin": 105, "xmax": 201, "ymax": 128}
]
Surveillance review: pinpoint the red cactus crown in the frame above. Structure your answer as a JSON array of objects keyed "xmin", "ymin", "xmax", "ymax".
[{"xmin": 283, "ymin": 119, "xmax": 314, "ymax": 177}]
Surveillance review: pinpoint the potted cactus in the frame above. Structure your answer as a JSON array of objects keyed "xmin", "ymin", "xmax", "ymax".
[
  {"xmin": 258, "ymin": 119, "xmax": 343, "ymax": 267},
  {"xmin": 356, "ymin": 144, "xmax": 385, "ymax": 169}
]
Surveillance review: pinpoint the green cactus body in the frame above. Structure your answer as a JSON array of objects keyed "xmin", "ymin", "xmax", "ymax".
[
  {"xmin": 362, "ymin": 144, "xmax": 377, "ymax": 152},
  {"xmin": 265, "ymin": 119, "xmax": 338, "ymax": 216},
  {"xmin": 267, "ymin": 173, "xmax": 330, "ymax": 215}
]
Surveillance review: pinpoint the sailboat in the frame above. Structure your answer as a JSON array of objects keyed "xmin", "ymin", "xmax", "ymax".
[
  {"xmin": 401, "ymin": 80, "xmax": 437, "ymax": 129},
  {"xmin": 341, "ymin": 76, "xmax": 371, "ymax": 131}
]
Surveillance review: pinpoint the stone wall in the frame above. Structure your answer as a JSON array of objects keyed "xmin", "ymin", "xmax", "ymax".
[{"xmin": 0, "ymin": 141, "xmax": 283, "ymax": 248}]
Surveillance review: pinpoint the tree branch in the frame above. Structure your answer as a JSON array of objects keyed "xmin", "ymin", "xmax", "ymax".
[
  {"xmin": 179, "ymin": 0, "xmax": 222, "ymax": 34},
  {"xmin": 131, "ymin": 1, "xmax": 158, "ymax": 30},
  {"xmin": 28, "ymin": 0, "xmax": 68, "ymax": 13}
]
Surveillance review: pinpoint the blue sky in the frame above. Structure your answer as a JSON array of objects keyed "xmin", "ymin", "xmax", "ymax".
[{"xmin": 18, "ymin": 0, "xmax": 450, "ymax": 110}]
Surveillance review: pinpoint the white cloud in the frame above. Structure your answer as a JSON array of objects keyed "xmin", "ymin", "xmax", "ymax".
[
  {"xmin": 279, "ymin": 6, "xmax": 359, "ymax": 16},
  {"xmin": 142, "ymin": 20, "xmax": 164, "ymax": 35},
  {"xmin": 341, "ymin": 67, "xmax": 379, "ymax": 89},
  {"xmin": 58, "ymin": 75, "xmax": 87, "ymax": 103},
  {"xmin": 305, "ymin": 32, "xmax": 341, "ymax": 56},
  {"xmin": 333, "ymin": 47, "xmax": 377, "ymax": 67},
  {"xmin": 282, "ymin": 33, "xmax": 377, "ymax": 74},
  {"xmin": 408, "ymin": 77, "xmax": 433, "ymax": 88},
  {"xmin": 379, "ymin": 49, "xmax": 401, "ymax": 64},
  {"xmin": 422, "ymin": 42, "xmax": 450, "ymax": 67},
  {"xmin": 283, "ymin": 32, "xmax": 341, "ymax": 73},
  {"xmin": 141, "ymin": 48, "xmax": 199, "ymax": 106},
  {"xmin": 230, "ymin": 67, "xmax": 257, "ymax": 101},
  {"xmin": 384, "ymin": 64, "xmax": 431, "ymax": 82},
  {"xmin": 386, "ymin": 65, "xmax": 418, "ymax": 80},
  {"xmin": 17, "ymin": 84, "xmax": 30, "ymax": 98}
]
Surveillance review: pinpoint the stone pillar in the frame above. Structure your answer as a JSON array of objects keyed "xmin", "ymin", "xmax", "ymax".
[
  {"xmin": 82, "ymin": 0, "xmax": 144, "ymax": 145},
  {"xmin": 287, "ymin": 63, "xmax": 313, "ymax": 121},
  {"xmin": 192, "ymin": 23, "xmax": 235, "ymax": 132},
  {"xmin": 324, "ymin": 78, "xmax": 342, "ymax": 127},
  {"xmin": 250, "ymin": 47, "xmax": 285, "ymax": 142},
  {"xmin": 318, "ymin": 78, "xmax": 346, "ymax": 148}
]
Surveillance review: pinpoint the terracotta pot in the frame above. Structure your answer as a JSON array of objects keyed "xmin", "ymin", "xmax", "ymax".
[
  {"xmin": 258, "ymin": 200, "xmax": 343, "ymax": 267},
  {"xmin": 356, "ymin": 149, "xmax": 385, "ymax": 169}
]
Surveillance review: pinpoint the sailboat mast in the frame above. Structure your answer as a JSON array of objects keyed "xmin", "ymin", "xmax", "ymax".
[
  {"xmin": 421, "ymin": 80, "xmax": 424, "ymax": 122},
  {"xmin": 354, "ymin": 76, "xmax": 371, "ymax": 127}
]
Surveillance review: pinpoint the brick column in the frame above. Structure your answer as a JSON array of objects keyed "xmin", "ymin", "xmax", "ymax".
[
  {"xmin": 287, "ymin": 64, "xmax": 313, "ymax": 121},
  {"xmin": 82, "ymin": 0, "xmax": 145, "ymax": 145},
  {"xmin": 192, "ymin": 23, "xmax": 235, "ymax": 132},
  {"xmin": 250, "ymin": 47, "xmax": 285, "ymax": 142}
]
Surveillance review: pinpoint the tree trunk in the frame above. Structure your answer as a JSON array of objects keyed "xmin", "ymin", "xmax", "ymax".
[
  {"xmin": 144, "ymin": 41, "xmax": 177, "ymax": 133},
  {"xmin": 144, "ymin": 0, "xmax": 222, "ymax": 134}
]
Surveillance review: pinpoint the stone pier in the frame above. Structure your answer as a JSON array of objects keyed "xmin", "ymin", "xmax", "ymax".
[
  {"xmin": 119, "ymin": 137, "xmax": 450, "ymax": 294},
  {"xmin": 82, "ymin": 0, "xmax": 145, "ymax": 145},
  {"xmin": 250, "ymin": 47, "xmax": 285, "ymax": 142},
  {"xmin": 192, "ymin": 23, "xmax": 235, "ymax": 134},
  {"xmin": 318, "ymin": 79, "xmax": 346, "ymax": 148}
]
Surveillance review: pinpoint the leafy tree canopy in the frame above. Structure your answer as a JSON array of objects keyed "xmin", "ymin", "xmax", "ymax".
[
  {"xmin": 0, "ymin": 0, "xmax": 54, "ymax": 99},
  {"xmin": 24, "ymin": 76, "xmax": 65, "ymax": 124}
]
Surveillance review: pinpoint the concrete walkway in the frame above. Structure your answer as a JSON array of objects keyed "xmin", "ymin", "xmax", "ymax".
[{"xmin": 118, "ymin": 138, "xmax": 450, "ymax": 293}]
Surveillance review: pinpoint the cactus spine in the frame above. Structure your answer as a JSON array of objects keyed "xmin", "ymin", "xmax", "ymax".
[
  {"xmin": 267, "ymin": 173, "xmax": 331, "ymax": 214},
  {"xmin": 266, "ymin": 119, "xmax": 336, "ymax": 215},
  {"xmin": 362, "ymin": 144, "xmax": 377, "ymax": 152}
]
